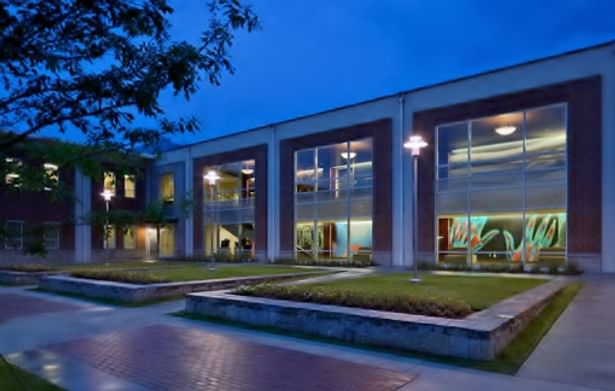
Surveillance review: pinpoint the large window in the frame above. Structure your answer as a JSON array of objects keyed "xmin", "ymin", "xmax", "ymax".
[
  {"xmin": 43, "ymin": 163, "xmax": 59, "ymax": 191},
  {"xmin": 103, "ymin": 225, "xmax": 116, "ymax": 249},
  {"xmin": 124, "ymin": 175, "xmax": 136, "ymax": 198},
  {"xmin": 160, "ymin": 226, "xmax": 174, "ymax": 257},
  {"xmin": 103, "ymin": 172, "xmax": 116, "ymax": 195},
  {"xmin": 436, "ymin": 104, "xmax": 567, "ymax": 267},
  {"xmin": 123, "ymin": 225, "xmax": 136, "ymax": 249},
  {"xmin": 294, "ymin": 138, "xmax": 373, "ymax": 263},
  {"xmin": 203, "ymin": 159, "xmax": 255, "ymax": 259},
  {"xmin": 160, "ymin": 174, "xmax": 174, "ymax": 203}
]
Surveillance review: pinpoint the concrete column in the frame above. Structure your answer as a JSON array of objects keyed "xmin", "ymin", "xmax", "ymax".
[
  {"xmin": 391, "ymin": 96, "xmax": 405, "ymax": 267},
  {"xmin": 267, "ymin": 126, "xmax": 279, "ymax": 261},
  {"xmin": 602, "ymin": 66, "xmax": 615, "ymax": 272},
  {"xmin": 74, "ymin": 168, "xmax": 91, "ymax": 263},
  {"xmin": 185, "ymin": 149, "xmax": 194, "ymax": 256}
]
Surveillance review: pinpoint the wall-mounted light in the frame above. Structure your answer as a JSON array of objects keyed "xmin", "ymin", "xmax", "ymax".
[{"xmin": 495, "ymin": 125, "xmax": 517, "ymax": 136}]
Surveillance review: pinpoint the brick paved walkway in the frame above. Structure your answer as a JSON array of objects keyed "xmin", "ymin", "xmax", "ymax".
[
  {"xmin": 46, "ymin": 324, "xmax": 415, "ymax": 390},
  {"xmin": 0, "ymin": 293, "xmax": 78, "ymax": 323}
]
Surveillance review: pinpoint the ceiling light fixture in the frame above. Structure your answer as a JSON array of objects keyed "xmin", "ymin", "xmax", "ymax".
[
  {"xmin": 241, "ymin": 168, "xmax": 254, "ymax": 175},
  {"xmin": 495, "ymin": 125, "xmax": 517, "ymax": 136},
  {"xmin": 340, "ymin": 151, "xmax": 357, "ymax": 160}
]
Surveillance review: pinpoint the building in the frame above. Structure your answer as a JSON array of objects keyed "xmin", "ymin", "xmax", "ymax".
[{"xmin": 2, "ymin": 41, "xmax": 614, "ymax": 272}]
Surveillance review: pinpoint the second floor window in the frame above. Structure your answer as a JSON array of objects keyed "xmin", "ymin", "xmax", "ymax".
[
  {"xmin": 103, "ymin": 172, "xmax": 116, "ymax": 195},
  {"xmin": 124, "ymin": 175, "xmax": 136, "ymax": 198},
  {"xmin": 160, "ymin": 174, "xmax": 174, "ymax": 203},
  {"xmin": 44, "ymin": 163, "xmax": 59, "ymax": 191},
  {"xmin": 5, "ymin": 158, "xmax": 21, "ymax": 187}
]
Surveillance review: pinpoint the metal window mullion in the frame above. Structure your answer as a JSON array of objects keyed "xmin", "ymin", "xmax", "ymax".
[
  {"xmin": 522, "ymin": 111, "xmax": 527, "ymax": 267},
  {"xmin": 346, "ymin": 141, "xmax": 351, "ymax": 263},
  {"xmin": 466, "ymin": 121, "xmax": 472, "ymax": 266},
  {"xmin": 313, "ymin": 148, "xmax": 318, "ymax": 261}
]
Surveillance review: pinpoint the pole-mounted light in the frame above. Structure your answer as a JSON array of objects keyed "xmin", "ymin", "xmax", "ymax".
[{"xmin": 404, "ymin": 134, "xmax": 428, "ymax": 283}]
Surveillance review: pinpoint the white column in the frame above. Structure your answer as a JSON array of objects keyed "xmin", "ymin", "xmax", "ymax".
[
  {"xmin": 602, "ymin": 69, "xmax": 615, "ymax": 272},
  {"xmin": 185, "ymin": 149, "xmax": 194, "ymax": 256},
  {"xmin": 267, "ymin": 126, "xmax": 279, "ymax": 261},
  {"xmin": 391, "ymin": 96, "xmax": 405, "ymax": 267},
  {"xmin": 74, "ymin": 168, "xmax": 91, "ymax": 263}
]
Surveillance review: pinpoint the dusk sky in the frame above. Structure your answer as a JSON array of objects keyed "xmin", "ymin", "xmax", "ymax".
[{"xmin": 123, "ymin": 0, "xmax": 615, "ymax": 144}]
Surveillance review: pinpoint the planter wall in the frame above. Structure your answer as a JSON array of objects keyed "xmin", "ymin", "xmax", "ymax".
[
  {"xmin": 185, "ymin": 279, "xmax": 567, "ymax": 360},
  {"xmin": 38, "ymin": 272, "xmax": 321, "ymax": 304}
]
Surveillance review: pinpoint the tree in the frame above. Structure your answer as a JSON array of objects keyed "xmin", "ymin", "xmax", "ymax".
[{"xmin": 0, "ymin": 0, "xmax": 259, "ymax": 189}]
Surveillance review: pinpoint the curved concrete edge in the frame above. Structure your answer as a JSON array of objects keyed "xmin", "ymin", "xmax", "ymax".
[
  {"xmin": 184, "ymin": 279, "xmax": 568, "ymax": 360},
  {"xmin": 37, "ymin": 272, "xmax": 323, "ymax": 304}
]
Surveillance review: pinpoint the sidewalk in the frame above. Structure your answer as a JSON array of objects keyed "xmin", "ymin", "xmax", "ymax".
[
  {"xmin": 0, "ymin": 281, "xmax": 607, "ymax": 390},
  {"xmin": 518, "ymin": 275, "xmax": 615, "ymax": 390}
]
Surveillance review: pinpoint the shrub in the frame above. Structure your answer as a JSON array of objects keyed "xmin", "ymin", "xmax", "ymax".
[
  {"xmin": 71, "ymin": 270, "xmax": 170, "ymax": 284},
  {"xmin": 169, "ymin": 255, "xmax": 256, "ymax": 264},
  {"xmin": 272, "ymin": 257, "xmax": 373, "ymax": 268},
  {"xmin": 235, "ymin": 284, "xmax": 473, "ymax": 319},
  {"xmin": 0, "ymin": 264, "xmax": 56, "ymax": 272}
]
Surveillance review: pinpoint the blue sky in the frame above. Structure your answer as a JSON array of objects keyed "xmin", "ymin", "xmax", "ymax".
[{"xmin": 49, "ymin": 0, "xmax": 615, "ymax": 145}]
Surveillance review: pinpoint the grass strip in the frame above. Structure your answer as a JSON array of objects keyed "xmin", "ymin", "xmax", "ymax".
[{"xmin": 0, "ymin": 356, "xmax": 63, "ymax": 391}]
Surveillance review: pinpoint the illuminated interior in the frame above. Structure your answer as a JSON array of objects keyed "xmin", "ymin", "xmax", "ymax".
[
  {"xmin": 294, "ymin": 138, "xmax": 373, "ymax": 263},
  {"xmin": 436, "ymin": 104, "xmax": 567, "ymax": 267},
  {"xmin": 204, "ymin": 159, "xmax": 255, "ymax": 258}
]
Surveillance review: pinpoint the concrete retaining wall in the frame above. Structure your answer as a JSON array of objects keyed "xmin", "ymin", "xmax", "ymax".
[
  {"xmin": 0, "ymin": 271, "xmax": 61, "ymax": 285},
  {"xmin": 38, "ymin": 272, "xmax": 322, "ymax": 304},
  {"xmin": 185, "ymin": 279, "xmax": 567, "ymax": 360}
]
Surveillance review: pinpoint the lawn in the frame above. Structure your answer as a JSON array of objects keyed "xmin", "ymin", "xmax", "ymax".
[
  {"xmin": 0, "ymin": 357, "xmax": 62, "ymax": 391},
  {"xmin": 302, "ymin": 272, "xmax": 546, "ymax": 310},
  {"xmin": 237, "ymin": 272, "xmax": 547, "ymax": 317},
  {"xmin": 71, "ymin": 264, "xmax": 324, "ymax": 284}
]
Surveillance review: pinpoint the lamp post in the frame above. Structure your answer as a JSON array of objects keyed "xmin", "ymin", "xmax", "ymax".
[
  {"xmin": 100, "ymin": 189, "xmax": 114, "ymax": 258},
  {"xmin": 204, "ymin": 170, "xmax": 220, "ymax": 271},
  {"xmin": 404, "ymin": 135, "xmax": 428, "ymax": 283}
]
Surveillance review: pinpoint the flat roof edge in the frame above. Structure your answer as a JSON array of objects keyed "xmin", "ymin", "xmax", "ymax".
[{"xmin": 167, "ymin": 38, "xmax": 615, "ymax": 152}]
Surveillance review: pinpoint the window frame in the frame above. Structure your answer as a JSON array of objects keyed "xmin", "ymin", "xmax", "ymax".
[
  {"xmin": 434, "ymin": 102, "xmax": 568, "ymax": 266},
  {"xmin": 124, "ymin": 174, "xmax": 136, "ymax": 199},
  {"xmin": 44, "ymin": 222, "xmax": 60, "ymax": 250},
  {"xmin": 4, "ymin": 220, "xmax": 23, "ymax": 250}
]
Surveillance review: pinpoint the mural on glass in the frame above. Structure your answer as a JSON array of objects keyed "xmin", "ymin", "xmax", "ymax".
[
  {"xmin": 203, "ymin": 159, "xmax": 255, "ymax": 259},
  {"xmin": 436, "ymin": 104, "xmax": 567, "ymax": 266},
  {"xmin": 294, "ymin": 138, "xmax": 373, "ymax": 263}
]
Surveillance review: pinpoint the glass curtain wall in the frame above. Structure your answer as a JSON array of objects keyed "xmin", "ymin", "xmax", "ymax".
[
  {"xmin": 295, "ymin": 138, "xmax": 373, "ymax": 263},
  {"xmin": 436, "ymin": 103, "xmax": 567, "ymax": 268},
  {"xmin": 204, "ymin": 159, "xmax": 255, "ymax": 259}
]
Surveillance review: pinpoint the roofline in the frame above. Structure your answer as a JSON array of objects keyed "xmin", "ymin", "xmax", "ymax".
[{"xmin": 168, "ymin": 38, "xmax": 615, "ymax": 152}]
